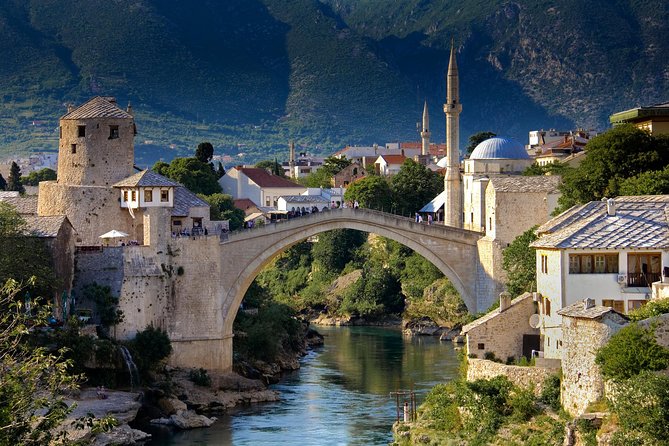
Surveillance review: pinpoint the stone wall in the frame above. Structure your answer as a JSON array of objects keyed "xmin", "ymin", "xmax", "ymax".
[
  {"xmin": 560, "ymin": 314, "xmax": 627, "ymax": 416},
  {"xmin": 467, "ymin": 359, "xmax": 560, "ymax": 395},
  {"xmin": 475, "ymin": 237, "xmax": 506, "ymax": 311},
  {"xmin": 38, "ymin": 182, "xmax": 139, "ymax": 245},
  {"xmin": 73, "ymin": 247, "xmax": 126, "ymax": 318},
  {"xmin": 464, "ymin": 292, "xmax": 538, "ymax": 362}
]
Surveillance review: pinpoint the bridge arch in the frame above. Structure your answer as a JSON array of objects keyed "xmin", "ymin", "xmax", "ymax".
[{"xmin": 219, "ymin": 209, "xmax": 481, "ymax": 336}]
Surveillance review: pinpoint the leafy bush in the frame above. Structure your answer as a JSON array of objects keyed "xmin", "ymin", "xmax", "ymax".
[
  {"xmin": 82, "ymin": 283, "xmax": 124, "ymax": 330},
  {"xmin": 130, "ymin": 326, "xmax": 172, "ymax": 373},
  {"xmin": 188, "ymin": 368, "xmax": 212, "ymax": 387},
  {"xmin": 595, "ymin": 323, "xmax": 669, "ymax": 381},
  {"xmin": 509, "ymin": 385, "xmax": 539, "ymax": 422},
  {"xmin": 609, "ymin": 371, "xmax": 669, "ymax": 445},
  {"xmin": 539, "ymin": 374, "xmax": 561, "ymax": 412},
  {"xmin": 420, "ymin": 383, "xmax": 462, "ymax": 432},
  {"xmin": 628, "ymin": 298, "xmax": 669, "ymax": 322}
]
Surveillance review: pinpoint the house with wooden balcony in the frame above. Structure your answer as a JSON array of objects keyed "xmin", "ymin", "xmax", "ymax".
[{"xmin": 530, "ymin": 195, "xmax": 669, "ymax": 359}]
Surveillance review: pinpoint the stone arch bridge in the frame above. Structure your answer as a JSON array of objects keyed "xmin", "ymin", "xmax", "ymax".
[{"xmin": 105, "ymin": 208, "xmax": 498, "ymax": 372}]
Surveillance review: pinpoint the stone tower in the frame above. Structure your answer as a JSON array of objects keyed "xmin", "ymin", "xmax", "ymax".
[
  {"xmin": 288, "ymin": 140, "xmax": 296, "ymax": 179},
  {"xmin": 420, "ymin": 100, "xmax": 430, "ymax": 156},
  {"xmin": 38, "ymin": 96, "xmax": 138, "ymax": 244},
  {"xmin": 56, "ymin": 96, "xmax": 135, "ymax": 186},
  {"xmin": 443, "ymin": 39, "xmax": 463, "ymax": 228}
]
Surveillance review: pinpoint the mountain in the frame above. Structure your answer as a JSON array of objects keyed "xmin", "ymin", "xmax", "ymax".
[{"xmin": 0, "ymin": 0, "xmax": 667, "ymax": 165}]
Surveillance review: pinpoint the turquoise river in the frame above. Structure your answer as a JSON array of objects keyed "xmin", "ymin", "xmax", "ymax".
[{"xmin": 146, "ymin": 326, "xmax": 460, "ymax": 445}]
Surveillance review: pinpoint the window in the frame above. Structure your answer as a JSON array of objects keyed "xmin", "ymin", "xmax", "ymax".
[
  {"xmin": 109, "ymin": 125, "xmax": 119, "ymax": 139},
  {"xmin": 131, "ymin": 190, "xmax": 136, "ymax": 201},
  {"xmin": 541, "ymin": 254, "xmax": 549, "ymax": 274},
  {"xmin": 543, "ymin": 297, "xmax": 551, "ymax": 316},
  {"xmin": 71, "ymin": 144, "xmax": 76, "ymax": 154},
  {"xmin": 160, "ymin": 189, "xmax": 169, "ymax": 202},
  {"xmin": 173, "ymin": 220, "xmax": 181, "ymax": 226},
  {"xmin": 628, "ymin": 300, "xmax": 646, "ymax": 311},
  {"xmin": 353, "ymin": 168, "xmax": 358, "ymax": 175},
  {"xmin": 273, "ymin": 196, "xmax": 278, "ymax": 207},
  {"xmin": 265, "ymin": 197, "xmax": 271, "ymax": 206},
  {"xmin": 78, "ymin": 125, "xmax": 86, "ymax": 137},
  {"xmin": 59, "ymin": 126, "xmax": 62, "ymax": 138},
  {"xmin": 602, "ymin": 299, "xmax": 625, "ymax": 313},
  {"xmin": 569, "ymin": 253, "xmax": 618, "ymax": 274},
  {"xmin": 123, "ymin": 190, "xmax": 128, "ymax": 202},
  {"xmin": 489, "ymin": 217, "xmax": 492, "ymax": 231},
  {"xmin": 144, "ymin": 189, "xmax": 153, "ymax": 202},
  {"xmin": 477, "ymin": 343, "xmax": 485, "ymax": 350},
  {"xmin": 470, "ymin": 212, "xmax": 474, "ymax": 224}
]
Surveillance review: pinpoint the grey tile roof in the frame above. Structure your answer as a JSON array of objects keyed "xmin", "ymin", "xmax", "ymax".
[
  {"xmin": 61, "ymin": 96, "xmax": 133, "ymax": 120},
  {"xmin": 0, "ymin": 196, "xmax": 38, "ymax": 215},
  {"xmin": 0, "ymin": 191, "xmax": 20, "ymax": 199},
  {"xmin": 558, "ymin": 300, "xmax": 628, "ymax": 320},
  {"xmin": 532, "ymin": 196, "xmax": 669, "ymax": 249},
  {"xmin": 461, "ymin": 292, "xmax": 533, "ymax": 333},
  {"xmin": 113, "ymin": 170, "xmax": 181, "ymax": 188},
  {"xmin": 172, "ymin": 187, "xmax": 209, "ymax": 217},
  {"xmin": 281, "ymin": 195, "xmax": 329, "ymax": 203},
  {"xmin": 23, "ymin": 215, "xmax": 69, "ymax": 238},
  {"xmin": 489, "ymin": 175, "xmax": 561, "ymax": 193}
]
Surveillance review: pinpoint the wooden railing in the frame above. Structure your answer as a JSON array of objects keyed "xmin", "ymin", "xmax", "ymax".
[{"xmin": 627, "ymin": 272, "xmax": 661, "ymax": 287}]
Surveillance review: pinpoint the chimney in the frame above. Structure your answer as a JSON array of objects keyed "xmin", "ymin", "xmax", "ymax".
[
  {"xmin": 584, "ymin": 298, "xmax": 595, "ymax": 310},
  {"xmin": 126, "ymin": 102, "xmax": 133, "ymax": 115},
  {"xmin": 67, "ymin": 103, "xmax": 74, "ymax": 113},
  {"xmin": 606, "ymin": 198, "xmax": 616, "ymax": 216},
  {"xmin": 499, "ymin": 291, "xmax": 512, "ymax": 312}
]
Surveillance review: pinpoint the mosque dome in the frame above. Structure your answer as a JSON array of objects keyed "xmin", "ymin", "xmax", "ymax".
[{"xmin": 469, "ymin": 137, "xmax": 529, "ymax": 160}]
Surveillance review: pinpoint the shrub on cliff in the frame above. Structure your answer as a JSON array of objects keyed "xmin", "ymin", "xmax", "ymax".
[
  {"xmin": 130, "ymin": 325, "xmax": 172, "ymax": 374},
  {"xmin": 595, "ymin": 323, "xmax": 669, "ymax": 382}
]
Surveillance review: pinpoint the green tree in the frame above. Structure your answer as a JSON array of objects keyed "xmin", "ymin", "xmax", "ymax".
[
  {"xmin": 0, "ymin": 202, "xmax": 56, "ymax": 297},
  {"xmin": 595, "ymin": 323, "xmax": 669, "ymax": 382},
  {"xmin": 523, "ymin": 161, "xmax": 571, "ymax": 177},
  {"xmin": 312, "ymin": 229, "xmax": 366, "ymax": 273},
  {"xmin": 502, "ymin": 226, "xmax": 538, "ymax": 297},
  {"xmin": 466, "ymin": 131, "xmax": 496, "ymax": 156},
  {"xmin": 129, "ymin": 326, "xmax": 172, "ymax": 374},
  {"xmin": 195, "ymin": 141, "xmax": 214, "ymax": 163},
  {"xmin": 344, "ymin": 175, "xmax": 392, "ymax": 210},
  {"xmin": 21, "ymin": 168, "xmax": 57, "ymax": 186},
  {"xmin": 300, "ymin": 156, "xmax": 352, "ymax": 187},
  {"xmin": 216, "ymin": 162, "xmax": 225, "ymax": 178},
  {"xmin": 152, "ymin": 157, "xmax": 222, "ymax": 195},
  {"xmin": 619, "ymin": 165, "xmax": 669, "ymax": 196},
  {"xmin": 255, "ymin": 159, "xmax": 286, "ymax": 177},
  {"xmin": 390, "ymin": 159, "xmax": 442, "ymax": 216},
  {"xmin": 7, "ymin": 162, "xmax": 24, "ymax": 193},
  {"xmin": 0, "ymin": 173, "xmax": 7, "ymax": 190},
  {"xmin": 82, "ymin": 283, "xmax": 124, "ymax": 331},
  {"xmin": 556, "ymin": 125, "xmax": 669, "ymax": 212},
  {"xmin": 198, "ymin": 193, "xmax": 245, "ymax": 230},
  {"xmin": 0, "ymin": 280, "xmax": 79, "ymax": 445}
]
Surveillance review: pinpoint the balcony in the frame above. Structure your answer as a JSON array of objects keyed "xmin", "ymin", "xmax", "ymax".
[{"xmin": 627, "ymin": 272, "xmax": 661, "ymax": 287}]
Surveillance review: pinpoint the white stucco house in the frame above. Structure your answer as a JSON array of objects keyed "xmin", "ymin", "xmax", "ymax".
[
  {"xmin": 219, "ymin": 167, "xmax": 306, "ymax": 207},
  {"xmin": 374, "ymin": 154, "xmax": 406, "ymax": 176},
  {"xmin": 531, "ymin": 195, "xmax": 669, "ymax": 358}
]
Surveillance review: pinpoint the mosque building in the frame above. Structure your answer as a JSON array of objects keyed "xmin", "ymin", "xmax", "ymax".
[{"xmin": 422, "ymin": 40, "xmax": 562, "ymax": 305}]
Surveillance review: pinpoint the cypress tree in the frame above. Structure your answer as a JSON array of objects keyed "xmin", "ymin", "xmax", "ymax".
[
  {"xmin": 6, "ymin": 162, "xmax": 24, "ymax": 193},
  {"xmin": 0, "ymin": 173, "xmax": 6, "ymax": 190}
]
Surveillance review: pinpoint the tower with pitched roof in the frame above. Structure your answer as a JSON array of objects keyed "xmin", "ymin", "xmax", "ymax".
[{"xmin": 444, "ymin": 39, "xmax": 463, "ymax": 228}]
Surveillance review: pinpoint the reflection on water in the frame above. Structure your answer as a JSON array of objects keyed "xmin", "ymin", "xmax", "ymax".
[{"xmin": 147, "ymin": 326, "xmax": 460, "ymax": 446}]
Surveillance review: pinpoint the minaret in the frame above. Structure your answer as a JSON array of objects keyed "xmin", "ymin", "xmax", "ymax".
[
  {"xmin": 443, "ymin": 38, "xmax": 463, "ymax": 228},
  {"xmin": 420, "ymin": 100, "xmax": 430, "ymax": 156},
  {"xmin": 288, "ymin": 140, "xmax": 296, "ymax": 179}
]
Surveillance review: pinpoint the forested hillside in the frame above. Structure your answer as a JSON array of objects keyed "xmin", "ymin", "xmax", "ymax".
[{"xmin": 0, "ymin": 0, "xmax": 666, "ymax": 165}]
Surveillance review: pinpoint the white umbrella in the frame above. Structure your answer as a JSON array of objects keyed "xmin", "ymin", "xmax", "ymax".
[{"xmin": 99, "ymin": 229, "xmax": 129, "ymax": 239}]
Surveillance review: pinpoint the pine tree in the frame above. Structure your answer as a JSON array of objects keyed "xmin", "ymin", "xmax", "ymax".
[
  {"xmin": 7, "ymin": 162, "xmax": 24, "ymax": 193},
  {"xmin": 0, "ymin": 173, "xmax": 6, "ymax": 190}
]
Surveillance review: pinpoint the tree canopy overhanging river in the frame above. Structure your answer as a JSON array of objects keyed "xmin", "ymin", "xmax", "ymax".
[{"xmin": 147, "ymin": 326, "xmax": 460, "ymax": 445}]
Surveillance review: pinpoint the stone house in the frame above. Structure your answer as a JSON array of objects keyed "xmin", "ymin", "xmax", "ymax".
[
  {"xmin": 531, "ymin": 195, "xmax": 669, "ymax": 358},
  {"xmin": 558, "ymin": 299, "xmax": 628, "ymax": 416},
  {"xmin": 460, "ymin": 292, "xmax": 539, "ymax": 362},
  {"xmin": 218, "ymin": 166, "xmax": 306, "ymax": 208},
  {"xmin": 332, "ymin": 162, "xmax": 366, "ymax": 187}
]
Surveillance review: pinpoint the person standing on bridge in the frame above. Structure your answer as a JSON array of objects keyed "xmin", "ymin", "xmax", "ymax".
[
  {"xmin": 354, "ymin": 200, "xmax": 359, "ymax": 209},
  {"xmin": 427, "ymin": 214, "xmax": 433, "ymax": 225}
]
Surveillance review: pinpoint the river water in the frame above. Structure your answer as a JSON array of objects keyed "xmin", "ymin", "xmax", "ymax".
[{"xmin": 147, "ymin": 326, "xmax": 460, "ymax": 445}]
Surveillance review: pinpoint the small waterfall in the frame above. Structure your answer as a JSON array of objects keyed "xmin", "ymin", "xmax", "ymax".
[{"xmin": 118, "ymin": 345, "xmax": 140, "ymax": 391}]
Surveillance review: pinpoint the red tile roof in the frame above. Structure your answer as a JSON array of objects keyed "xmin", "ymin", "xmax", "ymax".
[
  {"xmin": 234, "ymin": 198, "xmax": 258, "ymax": 211},
  {"xmin": 377, "ymin": 155, "xmax": 407, "ymax": 164},
  {"xmin": 238, "ymin": 168, "xmax": 304, "ymax": 188}
]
